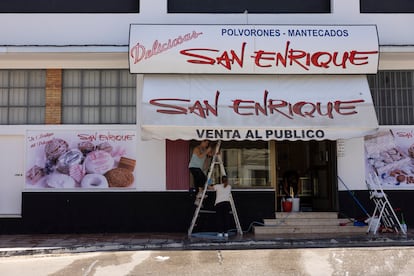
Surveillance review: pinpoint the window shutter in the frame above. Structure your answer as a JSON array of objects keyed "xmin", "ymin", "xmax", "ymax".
[{"xmin": 166, "ymin": 140, "xmax": 190, "ymax": 190}]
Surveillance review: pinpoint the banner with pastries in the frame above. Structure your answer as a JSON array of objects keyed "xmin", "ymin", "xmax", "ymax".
[
  {"xmin": 365, "ymin": 127, "xmax": 414, "ymax": 190},
  {"xmin": 25, "ymin": 130, "xmax": 137, "ymax": 190}
]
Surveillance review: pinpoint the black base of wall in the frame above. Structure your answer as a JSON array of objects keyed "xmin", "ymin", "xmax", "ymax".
[
  {"xmin": 338, "ymin": 190, "xmax": 412, "ymax": 227},
  {"xmin": 0, "ymin": 191, "xmax": 275, "ymax": 235}
]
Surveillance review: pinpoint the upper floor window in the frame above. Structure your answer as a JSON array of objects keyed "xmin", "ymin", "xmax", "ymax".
[
  {"xmin": 168, "ymin": 0, "xmax": 330, "ymax": 13},
  {"xmin": 0, "ymin": 70, "xmax": 46, "ymax": 125},
  {"xmin": 361, "ymin": 0, "xmax": 414, "ymax": 13},
  {"xmin": 62, "ymin": 70, "xmax": 136, "ymax": 124},
  {"xmin": 0, "ymin": 0, "xmax": 139, "ymax": 13},
  {"xmin": 368, "ymin": 71, "xmax": 414, "ymax": 125}
]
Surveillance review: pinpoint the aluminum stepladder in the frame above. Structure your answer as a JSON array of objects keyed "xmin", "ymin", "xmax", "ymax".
[
  {"xmin": 366, "ymin": 172, "xmax": 406, "ymax": 235},
  {"xmin": 187, "ymin": 140, "xmax": 243, "ymax": 237}
]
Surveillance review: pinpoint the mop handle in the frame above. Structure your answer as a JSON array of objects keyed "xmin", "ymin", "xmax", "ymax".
[{"xmin": 338, "ymin": 176, "xmax": 370, "ymax": 218}]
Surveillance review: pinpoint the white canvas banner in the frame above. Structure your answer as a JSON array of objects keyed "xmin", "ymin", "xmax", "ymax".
[{"xmin": 141, "ymin": 74, "xmax": 378, "ymax": 141}]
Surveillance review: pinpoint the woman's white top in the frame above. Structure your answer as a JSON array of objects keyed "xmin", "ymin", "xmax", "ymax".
[{"xmin": 214, "ymin": 184, "xmax": 232, "ymax": 205}]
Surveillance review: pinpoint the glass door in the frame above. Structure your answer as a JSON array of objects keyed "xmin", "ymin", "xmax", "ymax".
[
  {"xmin": 275, "ymin": 140, "xmax": 337, "ymax": 211},
  {"xmin": 309, "ymin": 141, "xmax": 337, "ymax": 211}
]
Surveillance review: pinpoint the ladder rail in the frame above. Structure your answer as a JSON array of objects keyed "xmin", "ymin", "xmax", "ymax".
[
  {"xmin": 366, "ymin": 173, "xmax": 406, "ymax": 235},
  {"xmin": 229, "ymin": 193, "xmax": 243, "ymax": 235},
  {"xmin": 187, "ymin": 142, "xmax": 219, "ymax": 237},
  {"xmin": 188, "ymin": 141, "xmax": 243, "ymax": 237}
]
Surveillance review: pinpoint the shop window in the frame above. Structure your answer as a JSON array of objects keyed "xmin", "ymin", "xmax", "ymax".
[
  {"xmin": 0, "ymin": 0, "xmax": 139, "ymax": 13},
  {"xmin": 168, "ymin": 0, "xmax": 330, "ymax": 13},
  {"xmin": 62, "ymin": 70, "xmax": 136, "ymax": 124},
  {"xmin": 361, "ymin": 0, "xmax": 414, "ymax": 13},
  {"xmin": 368, "ymin": 71, "xmax": 414, "ymax": 125},
  {"xmin": 0, "ymin": 70, "xmax": 46, "ymax": 125},
  {"xmin": 189, "ymin": 140, "xmax": 272, "ymax": 189}
]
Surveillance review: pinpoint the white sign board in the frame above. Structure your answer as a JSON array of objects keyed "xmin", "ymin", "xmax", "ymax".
[{"xmin": 129, "ymin": 24, "xmax": 379, "ymax": 74}]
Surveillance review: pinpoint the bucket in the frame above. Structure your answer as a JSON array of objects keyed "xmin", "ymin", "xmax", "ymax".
[
  {"xmin": 292, "ymin": 198, "xmax": 300, "ymax": 212},
  {"xmin": 368, "ymin": 217, "xmax": 380, "ymax": 233},
  {"xmin": 282, "ymin": 200, "xmax": 292, "ymax": 212}
]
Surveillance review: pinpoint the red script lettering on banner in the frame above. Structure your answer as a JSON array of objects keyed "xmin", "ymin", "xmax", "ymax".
[
  {"xmin": 180, "ymin": 41, "xmax": 378, "ymax": 71},
  {"xmin": 149, "ymin": 91, "xmax": 364, "ymax": 119}
]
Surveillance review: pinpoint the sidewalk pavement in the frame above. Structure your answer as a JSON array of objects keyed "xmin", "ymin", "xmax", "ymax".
[{"xmin": 1, "ymin": 229, "xmax": 414, "ymax": 257}]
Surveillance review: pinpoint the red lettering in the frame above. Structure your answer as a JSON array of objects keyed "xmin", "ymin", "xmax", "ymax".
[
  {"xmin": 189, "ymin": 101, "xmax": 207, "ymax": 118},
  {"xmin": 130, "ymin": 43, "xmax": 146, "ymax": 64},
  {"xmin": 288, "ymin": 48, "xmax": 309, "ymax": 70},
  {"xmin": 149, "ymin": 91, "xmax": 365, "ymax": 120},
  {"xmin": 332, "ymin": 52, "xmax": 350, "ymax": 68},
  {"xmin": 180, "ymin": 48, "xmax": 218, "ymax": 65},
  {"xmin": 149, "ymin": 91, "xmax": 219, "ymax": 118},
  {"xmin": 232, "ymin": 99, "xmax": 256, "ymax": 115},
  {"xmin": 130, "ymin": 30, "xmax": 203, "ymax": 64},
  {"xmin": 267, "ymin": 100, "xmax": 293, "ymax": 119},
  {"xmin": 334, "ymin": 99, "xmax": 365, "ymax": 115},
  {"xmin": 249, "ymin": 41, "xmax": 378, "ymax": 71},
  {"xmin": 233, "ymin": 92, "xmax": 364, "ymax": 120},
  {"xmin": 252, "ymin": 50, "xmax": 274, "ymax": 68},
  {"xmin": 180, "ymin": 42, "xmax": 246, "ymax": 70},
  {"xmin": 149, "ymin": 99, "xmax": 190, "ymax": 114},
  {"xmin": 292, "ymin": 102, "xmax": 316, "ymax": 118},
  {"xmin": 311, "ymin": 52, "xmax": 332, "ymax": 68},
  {"xmin": 349, "ymin": 51, "xmax": 378, "ymax": 66},
  {"xmin": 316, "ymin": 102, "xmax": 334, "ymax": 119}
]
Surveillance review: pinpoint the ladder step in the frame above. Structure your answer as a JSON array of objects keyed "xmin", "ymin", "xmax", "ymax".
[{"xmin": 199, "ymin": 210, "xmax": 216, "ymax": 214}]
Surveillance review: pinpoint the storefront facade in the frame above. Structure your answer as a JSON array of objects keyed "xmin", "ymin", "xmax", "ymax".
[{"xmin": 0, "ymin": 0, "xmax": 414, "ymax": 234}]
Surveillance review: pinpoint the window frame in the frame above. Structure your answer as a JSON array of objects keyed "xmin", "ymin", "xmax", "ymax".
[
  {"xmin": 62, "ymin": 69, "xmax": 136, "ymax": 125},
  {"xmin": 0, "ymin": 70, "xmax": 46, "ymax": 125}
]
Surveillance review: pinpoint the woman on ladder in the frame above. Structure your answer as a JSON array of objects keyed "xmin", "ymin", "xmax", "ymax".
[{"xmin": 188, "ymin": 140, "xmax": 212, "ymax": 206}]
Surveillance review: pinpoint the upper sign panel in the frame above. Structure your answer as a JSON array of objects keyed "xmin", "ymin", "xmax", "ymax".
[{"xmin": 129, "ymin": 24, "xmax": 379, "ymax": 74}]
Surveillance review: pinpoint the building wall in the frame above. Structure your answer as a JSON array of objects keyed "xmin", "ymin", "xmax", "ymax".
[{"xmin": 0, "ymin": 0, "xmax": 413, "ymax": 231}]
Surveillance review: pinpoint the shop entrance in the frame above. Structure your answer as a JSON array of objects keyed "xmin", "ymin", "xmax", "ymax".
[{"xmin": 276, "ymin": 140, "xmax": 338, "ymax": 211}]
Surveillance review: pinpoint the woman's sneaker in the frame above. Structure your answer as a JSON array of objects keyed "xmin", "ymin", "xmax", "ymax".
[
  {"xmin": 196, "ymin": 191, "xmax": 207, "ymax": 199},
  {"xmin": 194, "ymin": 198, "xmax": 202, "ymax": 206}
]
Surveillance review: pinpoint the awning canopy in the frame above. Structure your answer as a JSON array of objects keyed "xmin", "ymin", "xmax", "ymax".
[{"xmin": 141, "ymin": 74, "xmax": 379, "ymax": 141}]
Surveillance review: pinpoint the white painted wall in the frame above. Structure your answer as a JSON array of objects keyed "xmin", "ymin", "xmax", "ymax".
[
  {"xmin": 0, "ymin": 136, "xmax": 24, "ymax": 216},
  {"xmin": 136, "ymin": 74, "xmax": 166, "ymax": 191},
  {"xmin": 0, "ymin": 0, "xmax": 412, "ymax": 48},
  {"xmin": 337, "ymin": 137, "xmax": 367, "ymax": 191}
]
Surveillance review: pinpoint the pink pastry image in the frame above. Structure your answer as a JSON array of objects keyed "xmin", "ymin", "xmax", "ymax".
[
  {"xmin": 26, "ymin": 165, "xmax": 45, "ymax": 184},
  {"xmin": 45, "ymin": 138, "xmax": 69, "ymax": 162},
  {"xmin": 96, "ymin": 142, "xmax": 113, "ymax": 153},
  {"xmin": 45, "ymin": 173, "xmax": 76, "ymax": 188},
  {"xmin": 78, "ymin": 141, "xmax": 95, "ymax": 155},
  {"xmin": 69, "ymin": 164, "xmax": 85, "ymax": 183},
  {"xmin": 84, "ymin": 150, "xmax": 114, "ymax": 174},
  {"xmin": 81, "ymin": 173, "xmax": 109, "ymax": 188}
]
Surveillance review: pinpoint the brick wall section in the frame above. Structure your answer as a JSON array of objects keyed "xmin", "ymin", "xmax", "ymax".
[{"xmin": 45, "ymin": 69, "xmax": 62, "ymax": 124}]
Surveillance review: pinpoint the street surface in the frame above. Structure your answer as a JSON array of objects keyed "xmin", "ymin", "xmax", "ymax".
[{"xmin": 1, "ymin": 247, "xmax": 414, "ymax": 276}]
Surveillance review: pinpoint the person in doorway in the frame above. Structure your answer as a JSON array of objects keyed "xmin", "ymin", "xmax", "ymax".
[
  {"xmin": 209, "ymin": 175, "xmax": 232, "ymax": 238},
  {"xmin": 188, "ymin": 140, "xmax": 212, "ymax": 205},
  {"xmin": 283, "ymin": 170, "xmax": 300, "ymax": 197}
]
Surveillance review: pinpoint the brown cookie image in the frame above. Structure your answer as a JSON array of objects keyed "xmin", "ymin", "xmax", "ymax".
[
  {"xmin": 118, "ymin": 157, "xmax": 136, "ymax": 172},
  {"xmin": 104, "ymin": 167, "xmax": 134, "ymax": 187}
]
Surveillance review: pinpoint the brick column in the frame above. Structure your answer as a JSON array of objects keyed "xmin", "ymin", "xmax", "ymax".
[{"xmin": 45, "ymin": 69, "xmax": 62, "ymax": 124}]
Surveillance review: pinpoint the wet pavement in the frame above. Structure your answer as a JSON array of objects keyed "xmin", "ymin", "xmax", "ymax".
[{"xmin": 1, "ymin": 229, "xmax": 414, "ymax": 257}]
